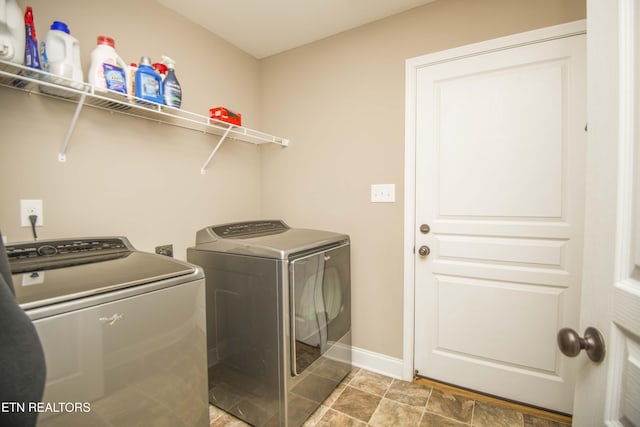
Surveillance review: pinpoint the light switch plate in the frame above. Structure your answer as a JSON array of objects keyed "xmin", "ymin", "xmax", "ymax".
[{"xmin": 371, "ymin": 184, "xmax": 395, "ymax": 203}]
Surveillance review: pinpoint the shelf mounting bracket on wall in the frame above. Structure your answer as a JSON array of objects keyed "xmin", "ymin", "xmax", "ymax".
[
  {"xmin": 200, "ymin": 124, "xmax": 234, "ymax": 174},
  {"xmin": 58, "ymin": 90, "xmax": 88, "ymax": 162}
]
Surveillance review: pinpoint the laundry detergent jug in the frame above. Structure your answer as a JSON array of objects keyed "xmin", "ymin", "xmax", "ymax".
[
  {"xmin": 42, "ymin": 21, "xmax": 83, "ymax": 88},
  {"xmin": 88, "ymin": 35, "xmax": 128, "ymax": 92},
  {"xmin": 0, "ymin": 0, "xmax": 25, "ymax": 64}
]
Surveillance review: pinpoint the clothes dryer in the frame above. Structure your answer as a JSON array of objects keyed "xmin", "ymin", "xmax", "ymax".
[{"xmin": 187, "ymin": 220, "xmax": 351, "ymax": 426}]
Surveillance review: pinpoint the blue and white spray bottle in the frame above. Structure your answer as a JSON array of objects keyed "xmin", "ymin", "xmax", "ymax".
[{"xmin": 161, "ymin": 55, "xmax": 182, "ymax": 108}]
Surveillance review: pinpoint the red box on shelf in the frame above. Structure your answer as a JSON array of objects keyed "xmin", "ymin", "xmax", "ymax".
[{"xmin": 209, "ymin": 107, "xmax": 242, "ymax": 126}]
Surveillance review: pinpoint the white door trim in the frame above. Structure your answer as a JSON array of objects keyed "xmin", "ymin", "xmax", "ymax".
[{"xmin": 402, "ymin": 19, "xmax": 587, "ymax": 382}]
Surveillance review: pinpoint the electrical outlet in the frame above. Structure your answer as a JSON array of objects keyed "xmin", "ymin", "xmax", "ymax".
[
  {"xmin": 20, "ymin": 199, "xmax": 43, "ymax": 227},
  {"xmin": 22, "ymin": 271, "xmax": 45, "ymax": 286},
  {"xmin": 155, "ymin": 244, "xmax": 173, "ymax": 257},
  {"xmin": 371, "ymin": 184, "xmax": 395, "ymax": 203}
]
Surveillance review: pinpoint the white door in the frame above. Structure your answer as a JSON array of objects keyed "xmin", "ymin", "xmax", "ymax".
[
  {"xmin": 571, "ymin": 0, "xmax": 640, "ymax": 425},
  {"xmin": 408, "ymin": 22, "xmax": 586, "ymax": 413}
]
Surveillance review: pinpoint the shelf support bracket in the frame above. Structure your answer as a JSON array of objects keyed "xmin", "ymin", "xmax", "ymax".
[
  {"xmin": 58, "ymin": 91, "xmax": 88, "ymax": 162},
  {"xmin": 200, "ymin": 125, "xmax": 234, "ymax": 174}
]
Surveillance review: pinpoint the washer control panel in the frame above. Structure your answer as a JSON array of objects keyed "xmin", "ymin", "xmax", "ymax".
[{"xmin": 6, "ymin": 237, "xmax": 133, "ymax": 273}]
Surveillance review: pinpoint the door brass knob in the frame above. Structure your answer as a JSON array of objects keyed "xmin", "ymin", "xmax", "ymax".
[
  {"xmin": 557, "ymin": 326, "xmax": 605, "ymax": 363},
  {"xmin": 418, "ymin": 245, "xmax": 430, "ymax": 257}
]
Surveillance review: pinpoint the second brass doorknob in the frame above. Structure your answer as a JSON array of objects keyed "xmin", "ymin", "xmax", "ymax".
[{"xmin": 418, "ymin": 245, "xmax": 430, "ymax": 257}]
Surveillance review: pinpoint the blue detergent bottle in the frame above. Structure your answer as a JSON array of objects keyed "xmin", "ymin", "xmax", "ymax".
[{"xmin": 135, "ymin": 56, "xmax": 163, "ymax": 104}]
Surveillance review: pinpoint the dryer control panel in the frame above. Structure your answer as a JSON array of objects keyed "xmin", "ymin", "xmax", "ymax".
[{"xmin": 211, "ymin": 220, "xmax": 289, "ymax": 239}]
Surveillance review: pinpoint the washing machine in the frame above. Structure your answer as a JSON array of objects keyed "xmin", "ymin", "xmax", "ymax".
[
  {"xmin": 187, "ymin": 220, "xmax": 351, "ymax": 427},
  {"xmin": 7, "ymin": 237, "xmax": 209, "ymax": 427}
]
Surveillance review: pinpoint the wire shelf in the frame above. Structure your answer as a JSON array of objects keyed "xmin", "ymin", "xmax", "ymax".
[{"xmin": 0, "ymin": 59, "xmax": 289, "ymax": 172}]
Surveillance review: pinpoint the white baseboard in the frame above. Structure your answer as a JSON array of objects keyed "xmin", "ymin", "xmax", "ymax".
[{"xmin": 351, "ymin": 346, "xmax": 405, "ymax": 380}]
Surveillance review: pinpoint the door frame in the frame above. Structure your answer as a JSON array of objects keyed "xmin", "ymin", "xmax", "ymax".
[{"xmin": 402, "ymin": 20, "xmax": 587, "ymax": 382}]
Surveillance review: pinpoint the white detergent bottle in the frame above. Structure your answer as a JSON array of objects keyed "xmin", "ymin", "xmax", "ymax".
[
  {"xmin": 42, "ymin": 21, "xmax": 83, "ymax": 89},
  {"xmin": 0, "ymin": 0, "xmax": 25, "ymax": 64},
  {"xmin": 88, "ymin": 35, "xmax": 128, "ymax": 92}
]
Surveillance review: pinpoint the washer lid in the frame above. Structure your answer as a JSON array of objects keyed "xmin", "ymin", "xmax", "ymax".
[
  {"xmin": 192, "ymin": 220, "xmax": 349, "ymax": 259},
  {"xmin": 8, "ymin": 238, "xmax": 196, "ymax": 310}
]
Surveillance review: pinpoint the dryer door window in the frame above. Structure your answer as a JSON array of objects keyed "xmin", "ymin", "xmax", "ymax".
[{"xmin": 289, "ymin": 243, "xmax": 350, "ymax": 376}]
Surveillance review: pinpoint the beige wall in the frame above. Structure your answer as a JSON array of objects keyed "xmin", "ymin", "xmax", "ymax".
[
  {"xmin": 259, "ymin": 0, "xmax": 586, "ymax": 359},
  {"xmin": 1, "ymin": 0, "xmax": 262, "ymax": 257},
  {"xmin": 0, "ymin": 0, "xmax": 585, "ymax": 362}
]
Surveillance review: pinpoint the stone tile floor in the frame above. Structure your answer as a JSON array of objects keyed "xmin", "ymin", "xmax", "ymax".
[{"xmin": 209, "ymin": 368, "xmax": 571, "ymax": 427}]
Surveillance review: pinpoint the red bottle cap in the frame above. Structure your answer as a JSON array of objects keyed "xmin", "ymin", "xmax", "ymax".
[
  {"xmin": 153, "ymin": 63, "xmax": 167, "ymax": 75},
  {"xmin": 97, "ymin": 36, "xmax": 115, "ymax": 48},
  {"xmin": 25, "ymin": 7, "xmax": 36, "ymax": 37}
]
